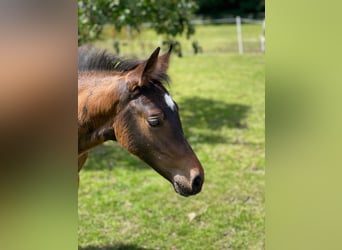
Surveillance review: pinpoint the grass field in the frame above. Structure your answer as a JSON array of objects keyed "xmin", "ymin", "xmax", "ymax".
[
  {"xmin": 93, "ymin": 23, "xmax": 263, "ymax": 56},
  {"xmin": 78, "ymin": 52, "xmax": 265, "ymax": 249}
]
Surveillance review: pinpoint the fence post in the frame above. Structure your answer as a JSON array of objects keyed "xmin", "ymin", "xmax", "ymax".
[
  {"xmin": 260, "ymin": 19, "xmax": 266, "ymax": 52},
  {"xmin": 236, "ymin": 16, "xmax": 243, "ymax": 54}
]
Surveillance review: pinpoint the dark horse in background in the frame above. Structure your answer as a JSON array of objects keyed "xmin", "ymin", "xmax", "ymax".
[{"xmin": 78, "ymin": 46, "xmax": 204, "ymax": 197}]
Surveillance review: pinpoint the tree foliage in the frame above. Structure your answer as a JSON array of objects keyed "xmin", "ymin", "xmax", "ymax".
[
  {"xmin": 195, "ymin": 0, "xmax": 264, "ymax": 18},
  {"xmin": 78, "ymin": 0, "xmax": 198, "ymax": 45}
]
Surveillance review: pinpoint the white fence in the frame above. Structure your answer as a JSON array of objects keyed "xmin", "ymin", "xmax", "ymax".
[
  {"xmin": 98, "ymin": 17, "xmax": 265, "ymax": 56},
  {"xmin": 190, "ymin": 17, "xmax": 265, "ymax": 54}
]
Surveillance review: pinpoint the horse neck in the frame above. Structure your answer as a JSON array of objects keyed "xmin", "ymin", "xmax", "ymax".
[{"xmin": 78, "ymin": 71, "xmax": 126, "ymax": 154}]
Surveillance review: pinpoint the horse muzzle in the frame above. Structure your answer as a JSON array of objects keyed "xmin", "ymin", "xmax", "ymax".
[{"xmin": 173, "ymin": 173, "xmax": 204, "ymax": 197}]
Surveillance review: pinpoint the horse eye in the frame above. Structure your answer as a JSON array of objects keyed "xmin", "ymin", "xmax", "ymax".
[{"xmin": 147, "ymin": 117, "xmax": 161, "ymax": 127}]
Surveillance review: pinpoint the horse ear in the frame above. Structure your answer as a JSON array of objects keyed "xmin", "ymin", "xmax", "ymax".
[
  {"xmin": 128, "ymin": 47, "xmax": 160, "ymax": 91},
  {"xmin": 158, "ymin": 44, "xmax": 173, "ymax": 72},
  {"xmin": 142, "ymin": 47, "xmax": 160, "ymax": 80},
  {"xmin": 128, "ymin": 63, "xmax": 145, "ymax": 92}
]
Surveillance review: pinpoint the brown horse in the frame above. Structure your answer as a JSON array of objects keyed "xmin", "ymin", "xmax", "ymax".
[{"xmin": 78, "ymin": 46, "xmax": 204, "ymax": 196}]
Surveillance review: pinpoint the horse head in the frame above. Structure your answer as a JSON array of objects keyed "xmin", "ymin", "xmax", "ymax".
[{"xmin": 113, "ymin": 47, "xmax": 204, "ymax": 196}]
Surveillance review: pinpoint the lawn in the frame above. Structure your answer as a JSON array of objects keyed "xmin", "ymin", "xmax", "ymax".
[
  {"xmin": 78, "ymin": 52, "xmax": 265, "ymax": 249},
  {"xmin": 93, "ymin": 23, "xmax": 263, "ymax": 56}
]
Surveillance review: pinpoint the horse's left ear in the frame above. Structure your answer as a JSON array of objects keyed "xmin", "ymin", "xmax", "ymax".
[
  {"xmin": 142, "ymin": 45, "xmax": 172, "ymax": 80},
  {"xmin": 128, "ymin": 47, "xmax": 160, "ymax": 91},
  {"xmin": 142, "ymin": 47, "xmax": 160, "ymax": 81},
  {"xmin": 158, "ymin": 45, "xmax": 173, "ymax": 72}
]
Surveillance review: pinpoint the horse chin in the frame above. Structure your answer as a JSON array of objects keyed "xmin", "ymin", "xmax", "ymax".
[
  {"xmin": 173, "ymin": 181, "xmax": 191, "ymax": 197},
  {"xmin": 144, "ymin": 160, "xmax": 202, "ymax": 197},
  {"xmin": 172, "ymin": 174, "xmax": 195, "ymax": 197}
]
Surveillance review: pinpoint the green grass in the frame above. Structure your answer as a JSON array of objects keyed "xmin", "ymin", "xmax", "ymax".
[
  {"xmin": 78, "ymin": 53, "xmax": 265, "ymax": 249},
  {"xmin": 93, "ymin": 23, "xmax": 263, "ymax": 56}
]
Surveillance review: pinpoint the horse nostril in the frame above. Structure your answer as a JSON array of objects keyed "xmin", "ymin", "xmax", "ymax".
[{"xmin": 192, "ymin": 175, "xmax": 203, "ymax": 193}]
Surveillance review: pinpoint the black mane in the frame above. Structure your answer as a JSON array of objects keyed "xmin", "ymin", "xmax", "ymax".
[
  {"xmin": 78, "ymin": 46, "xmax": 170, "ymax": 86},
  {"xmin": 78, "ymin": 46, "xmax": 143, "ymax": 72}
]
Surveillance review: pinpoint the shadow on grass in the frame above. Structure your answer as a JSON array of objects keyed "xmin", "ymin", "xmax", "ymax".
[
  {"xmin": 79, "ymin": 243, "xmax": 155, "ymax": 250},
  {"xmin": 178, "ymin": 96, "xmax": 250, "ymax": 144},
  {"xmin": 83, "ymin": 142, "xmax": 149, "ymax": 171}
]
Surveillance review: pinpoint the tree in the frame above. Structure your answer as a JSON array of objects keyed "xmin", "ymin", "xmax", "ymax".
[
  {"xmin": 78, "ymin": 0, "xmax": 198, "ymax": 45},
  {"xmin": 194, "ymin": 0, "xmax": 264, "ymax": 18}
]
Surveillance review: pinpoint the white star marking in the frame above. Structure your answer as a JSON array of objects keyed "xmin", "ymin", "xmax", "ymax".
[{"xmin": 164, "ymin": 93, "xmax": 175, "ymax": 111}]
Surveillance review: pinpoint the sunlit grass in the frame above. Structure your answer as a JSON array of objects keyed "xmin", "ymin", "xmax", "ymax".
[
  {"xmin": 78, "ymin": 53, "xmax": 264, "ymax": 249},
  {"xmin": 93, "ymin": 23, "xmax": 263, "ymax": 56}
]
